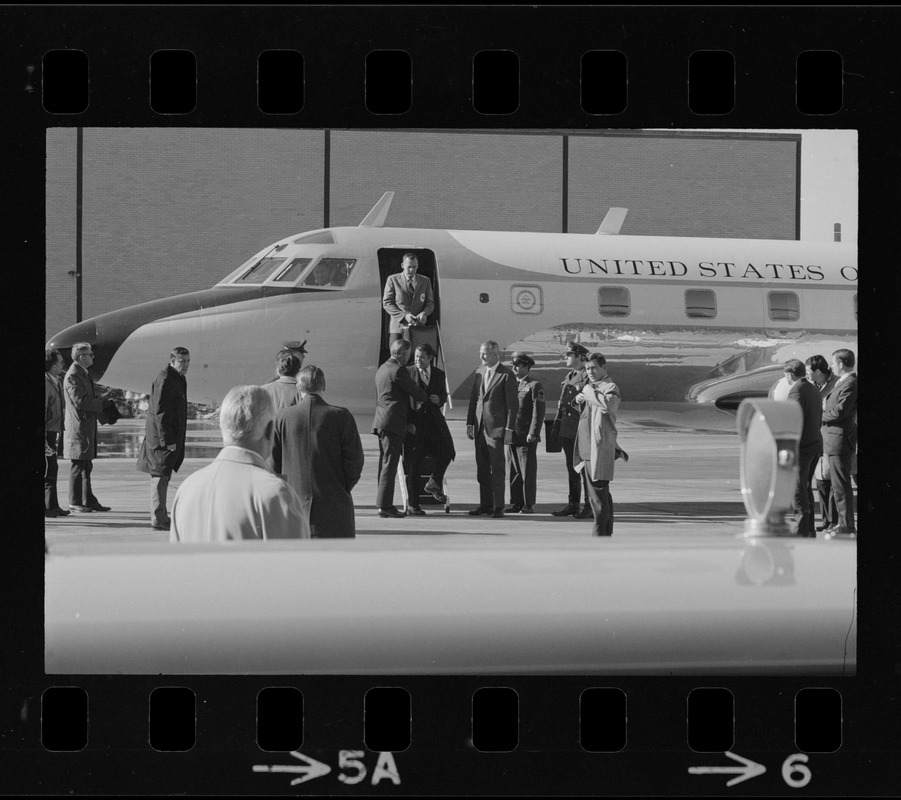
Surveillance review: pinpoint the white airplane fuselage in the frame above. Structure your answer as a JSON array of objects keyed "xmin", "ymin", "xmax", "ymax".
[{"xmin": 48, "ymin": 224, "xmax": 858, "ymax": 416}]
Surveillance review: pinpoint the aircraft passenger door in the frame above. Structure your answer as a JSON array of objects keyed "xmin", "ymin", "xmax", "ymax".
[{"xmin": 376, "ymin": 248, "xmax": 440, "ymax": 367}]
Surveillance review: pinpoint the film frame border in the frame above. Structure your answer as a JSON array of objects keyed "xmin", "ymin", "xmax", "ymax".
[{"xmin": 5, "ymin": 4, "xmax": 895, "ymax": 796}]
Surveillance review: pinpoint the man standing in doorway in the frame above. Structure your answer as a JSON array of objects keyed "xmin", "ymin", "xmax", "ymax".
[
  {"xmin": 137, "ymin": 347, "xmax": 190, "ymax": 531},
  {"xmin": 466, "ymin": 340, "xmax": 519, "ymax": 518},
  {"xmin": 382, "ymin": 253, "xmax": 435, "ymax": 345}
]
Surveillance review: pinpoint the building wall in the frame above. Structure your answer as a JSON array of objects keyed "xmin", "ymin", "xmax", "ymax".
[{"xmin": 46, "ymin": 128, "xmax": 805, "ymax": 343}]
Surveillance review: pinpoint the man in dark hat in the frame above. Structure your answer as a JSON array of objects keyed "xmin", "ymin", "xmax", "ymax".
[
  {"xmin": 506, "ymin": 352, "xmax": 545, "ymax": 514},
  {"xmin": 550, "ymin": 343, "xmax": 592, "ymax": 518},
  {"xmin": 137, "ymin": 347, "xmax": 190, "ymax": 530}
]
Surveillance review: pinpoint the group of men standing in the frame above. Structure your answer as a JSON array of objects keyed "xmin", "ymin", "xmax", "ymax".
[
  {"xmin": 44, "ymin": 343, "xmax": 120, "ymax": 518},
  {"xmin": 779, "ymin": 349, "xmax": 858, "ymax": 537}
]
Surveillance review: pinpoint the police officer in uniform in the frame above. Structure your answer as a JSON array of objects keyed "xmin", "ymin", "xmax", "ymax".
[
  {"xmin": 550, "ymin": 344, "xmax": 592, "ymax": 518},
  {"xmin": 506, "ymin": 353, "xmax": 546, "ymax": 514}
]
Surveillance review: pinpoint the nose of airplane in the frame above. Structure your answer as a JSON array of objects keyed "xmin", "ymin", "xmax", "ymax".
[{"xmin": 46, "ymin": 318, "xmax": 115, "ymax": 377}]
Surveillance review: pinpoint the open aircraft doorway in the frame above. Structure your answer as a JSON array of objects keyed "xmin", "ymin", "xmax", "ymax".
[{"xmin": 377, "ymin": 247, "xmax": 441, "ymax": 366}]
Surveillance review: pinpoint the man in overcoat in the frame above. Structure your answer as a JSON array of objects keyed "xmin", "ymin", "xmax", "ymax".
[
  {"xmin": 271, "ymin": 365, "xmax": 365, "ymax": 538},
  {"xmin": 783, "ymin": 359, "xmax": 823, "ymax": 537},
  {"xmin": 550, "ymin": 343, "xmax": 591, "ymax": 518},
  {"xmin": 573, "ymin": 352, "xmax": 628, "ymax": 537},
  {"xmin": 63, "ymin": 342, "xmax": 112, "ymax": 513},
  {"xmin": 821, "ymin": 349, "xmax": 858, "ymax": 536},
  {"xmin": 137, "ymin": 347, "xmax": 190, "ymax": 530},
  {"xmin": 466, "ymin": 340, "xmax": 519, "ymax": 517},
  {"xmin": 382, "ymin": 253, "xmax": 435, "ymax": 346},
  {"xmin": 44, "ymin": 349, "xmax": 69, "ymax": 517},
  {"xmin": 506, "ymin": 352, "xmax": 545, "ymax": 514},
  {"xmin": 403, "ymin": 343, "xmax": 455, "ymax": 514},
  {"xmin": 373, "ymin": 339, "xmax": 430, "ymax": 517}
]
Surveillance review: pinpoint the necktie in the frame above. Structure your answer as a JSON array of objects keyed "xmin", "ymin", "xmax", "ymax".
[{"xmin": 407, "ymin": 279, "xmax": 414, "ymax": 295}]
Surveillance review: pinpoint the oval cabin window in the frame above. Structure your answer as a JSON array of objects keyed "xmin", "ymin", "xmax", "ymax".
[
  {"xmin": 684, "ymin": 288, "xmax": 717, "ymax": 319},
  {"xmin": 767, "ymin": 291, "xmax": 800, "ymax": 322}
]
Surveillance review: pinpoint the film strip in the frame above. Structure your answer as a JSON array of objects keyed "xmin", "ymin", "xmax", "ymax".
[{"xmin": 6, "ymin": 4, "xmax": 895, "ymax": 796}]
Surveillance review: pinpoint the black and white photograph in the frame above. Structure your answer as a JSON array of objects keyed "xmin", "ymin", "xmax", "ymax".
[
  {"xmin": 8, "ymin": 4, "xmax": 896, "ymax": 796},
  {"xmin": 43, "ymin": 126, "xmax": 858, "ymax": 676}
]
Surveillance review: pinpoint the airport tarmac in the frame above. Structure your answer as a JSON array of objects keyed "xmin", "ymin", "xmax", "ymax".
[{"xmin": 45, "ymin": 416, "xmax": 751, "ymax": 548}]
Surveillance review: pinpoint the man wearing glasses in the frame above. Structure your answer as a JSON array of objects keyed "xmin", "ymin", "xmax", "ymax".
[{"xmin": 63, "ymin": 342, "xmax": 112, "ymax": 513}]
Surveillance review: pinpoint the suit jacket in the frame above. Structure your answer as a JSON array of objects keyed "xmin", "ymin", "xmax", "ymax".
[
  {"xmin": 271, "ymin": 394, "xmax": 365, "ymax": 539},
  {"xmin": 553, "ymin": 369, "xmax": 588, "ymax": 439},
  {"xmin": 512, "ymin": 376, "xmax": 546, "ymax": 445},
  {"xmin": 382, "ymin": 273, "xmax": 435, "ymax": 333},
  {"xmin": 137, "ymin": 365, "xmax": 188, "ymax": 476},
  {"xmin": 263, "ymin": 376, "xmax": 300, "ymax": 411},
  {"xmin": 821, "ymin": 373, "xmax": 858, "ymax": 457},
  {"xmin": 63, "ymin": 363, "xmax": 105, "ymax": 460},
  {"xmin": 406, "ymin": 364, "xmax": 456, "ymax": 458},
  {"xmin": 786, "ymin": 377, "xmax": 823, "ymax": 452},
  {"xmin": 373, "ymin": 357, "xmax": 429, "ymax": 437},
  {"xmin": 171, "ymin": 446, "xmax": 309, "ymax": 542},
  {"xmin": 467, "ymin": 363, "xmax": 519, "ymax": 439}
]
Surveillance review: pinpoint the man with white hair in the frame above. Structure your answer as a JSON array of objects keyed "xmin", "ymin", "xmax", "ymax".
[{"xmin": 170, "ymin": 385, "xmax": 310, "ymax": 542}]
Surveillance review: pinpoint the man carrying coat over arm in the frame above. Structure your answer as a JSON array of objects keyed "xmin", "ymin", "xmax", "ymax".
[
  {"xmin": 137, "ymin": 347, "xmax": 190, "ymax": 531},
  {"xmin": 572, "ymin": 352, "xmax": 628, "ymax": 537}
]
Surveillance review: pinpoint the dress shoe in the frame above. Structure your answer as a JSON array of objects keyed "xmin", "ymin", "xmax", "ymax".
[
  {"xmin": 151, "ymin": 522, "xmax": 170, "ymax": 531},
  {"xmin": 378, "ymin": 507, "xmax": 406, "ymax": 518},
  {"xmin": 505, "ymin": 504, "xmax": 523, "ymax": 514},
  {"xmin": 424, "ymin": 480, "xmax": 447, "ymax": 504},
  {"xmin": 468, "ymin": 506, "xmax": 492, "ymax": 516},
  {"xmin": 520, "ymin": 506, "xmax": 535, "ymax": 514},
  {"xmin": 824, "ymin": 526, "xmax": 857, "ymax": 539},
  {"xmin": 816, "ymin": 522, "xmax": 833, "ymax": 532},
  {"xmin": 69, "ymin": 505, "xmax": 93, "ymax": 513},
  {"xmin": 491, "ymin": 508, "xmax": 505, "ymax": 518},
  {"xmin": 551, "ymin": 504, "xmax": 578, "ymax": 517},
  {"xmin": 88, "ymin": 503, "xmax": 111, "ymax": 512},
  {"xmin": 52, "ymin": 507, "xmax": 70, "ymax": 516},
  {"xmin": 406, "ymin": 505, "xmax": 426, "ymax": 516},
  {"xmin": 45, "ymin": 508, "xmax": 61, "ymax": 518},
  {"xmin": 575, "ymin": 506, "xmax": 594, "ymax": 519}
]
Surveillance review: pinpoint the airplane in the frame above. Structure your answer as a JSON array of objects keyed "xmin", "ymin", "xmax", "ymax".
[{"xmin": 47, "ymin": 192, "xmax": 857, "ymax": 421}]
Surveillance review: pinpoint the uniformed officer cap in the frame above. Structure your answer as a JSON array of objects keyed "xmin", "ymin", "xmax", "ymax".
[
  {"xmin": 565, "ymin": 343, "xmax": 589, "ymax": 358},
  {"xmin": 282, "ymin": 339, "xmax": 308, "ymax": 354},
  {"xmin": 510, "ymin": 352, "xmax": 535, "ymax": 368}
]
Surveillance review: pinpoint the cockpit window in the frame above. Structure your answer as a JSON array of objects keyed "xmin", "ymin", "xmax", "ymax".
[
  {"xmin": 234, "ymin": 256, "xmax": 288, "ymax": 284},
  {"xmin": 301, "ymin": 258, "xmax": 356, "ymax": 288},
  {"xmin": 273, "ymin": 257, "xmax": 313, "ymax": 282},
  {"xmin": 292, "ymin": 230, "xmax": 335, "ymax": 245}
]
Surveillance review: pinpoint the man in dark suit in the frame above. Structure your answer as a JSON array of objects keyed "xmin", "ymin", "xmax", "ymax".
[
  {"xmin": 821, "ymin": 349, "xmax": 858, "ymax": 537},
  {"xmin": 136, "ymin": 347, "xmax": 190, "ymax": 530},
  {"xmin": 382, "ymin": 253, "xmax": 435, "ymax": 346},
  {"xmin": 271, "ymin": 366, "xmax": 365, "ymax": 538},
  {"xmin": 506, "ymin": 352, "xmax": 545, "ymax": 514},
  {"xmin": 783, "ymin": 359, "xmax": 823, "ymax": 537},
  {"xmin": 466, "ymin": 340, "xmax": 519, "ymax": 518},
  {"xmin": 403, "ymin": 344, "xmax": 455, "ymax": 515},
  {"xmin": 373, "ymin": 339, "xmax": 430, "ymax": 518}
]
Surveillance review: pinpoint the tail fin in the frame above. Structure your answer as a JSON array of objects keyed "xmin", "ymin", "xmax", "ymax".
[
  {"xmin": 358, "ymin": 191, "xmax": 395, "ymax": 227},
  {"xmin": 595, "ymin": 207, "xmax": 628, "ymax": 235}
]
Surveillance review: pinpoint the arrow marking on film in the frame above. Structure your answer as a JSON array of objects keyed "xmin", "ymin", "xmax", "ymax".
[
  {"xmin": 252, "ymin": 750, "xmax": 332, "ymax": 785},
  {"xmin": 688, "ymin": 750, "xmax": 767, "ymax": 787}
]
